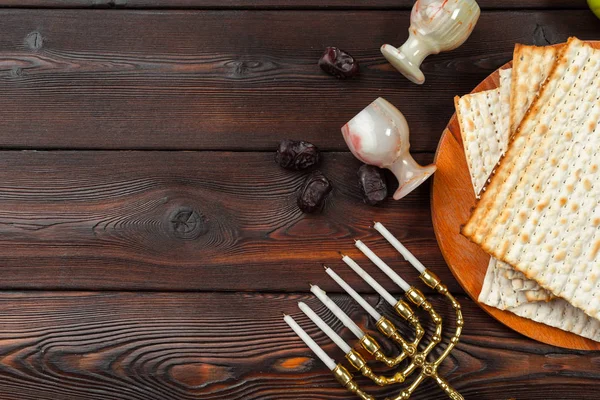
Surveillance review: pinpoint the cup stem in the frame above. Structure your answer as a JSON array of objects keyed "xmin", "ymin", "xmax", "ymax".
[
  {"xmin": 398, "ymin": 34, "xmax": 431, "ymax": 67},
  {"xmin": 388, "ymin": 154, "xmax": 436, "ymax": 200},
  {"xmin": 382, "ymin": 33, "xmax": 434, "ymax": 84}
]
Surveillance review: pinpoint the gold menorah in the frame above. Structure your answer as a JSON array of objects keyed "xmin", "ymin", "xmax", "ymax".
[{"xmin": 283, "ymin": 222, "xmax": 464, "ymax": 400}]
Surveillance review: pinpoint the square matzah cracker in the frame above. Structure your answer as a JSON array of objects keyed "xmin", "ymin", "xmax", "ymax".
[
  {"xmin": 462, "ymin": 65, "xmax": 599, "ymax": 340},
  {"xmin": 510, "ymin": 44, "xmax": 561, "ymax": 134},
  {"xmin": 472, "ymin": 70, "xmax": 553, "ymax": 305},
  {"xmin": 457, "ymin": 70, "xmax": 552, "ymax": 304},
  {"xmin": 503, "ymin": 52, "xmax": 557, "ymax": 301},
  {"xmin": 457, "ymin": 70, "xmax": 553, "ymax": 305},
  {"xmin": 454, "ymin": 89, "xmax": 507, "ymax": 197},
  {"xmin": 463, "ymin": 37, "xmax": 600, "ymax": 321}
]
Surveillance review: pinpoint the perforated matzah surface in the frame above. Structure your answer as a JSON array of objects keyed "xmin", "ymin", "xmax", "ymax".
[
  {"xmin": 478, "ymin": 70, "xmax": 552, "ymax": 306},
  {"xmin": 501, "ymin": 57, "xmax": 554, "ymax": 302},
  {"xmin": 509, "ymin": 44, "xmax": 561, "ymax": 134},
  {"xmin": 480, "ymin": 254, "xmax": 600, "ymax": 341},
  {"xmin": 464, "ymin": 37, "xmax": 600, "ymax": 322},
  {"xmin": 455, "ymin": 89, "xmax": 507, "ymax": 197},
  {"xmin": 499, "ymin": 68, "xmax": 512, "ymax": 141}
]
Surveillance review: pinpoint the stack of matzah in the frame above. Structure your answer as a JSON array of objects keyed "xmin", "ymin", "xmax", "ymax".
[{"xmin": 454, "ymin": 37, "xmax": 600, "ymax": 341}]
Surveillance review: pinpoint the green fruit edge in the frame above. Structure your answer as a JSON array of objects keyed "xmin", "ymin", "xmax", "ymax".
[{"xmin": 589, "ymin": 0, "xmax": 600, "ymax": 19}]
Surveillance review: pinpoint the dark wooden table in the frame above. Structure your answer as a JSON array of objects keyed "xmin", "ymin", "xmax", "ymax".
[{"xmin": 0, "ymin": 1, "xmax": 598, "ymax": 399}]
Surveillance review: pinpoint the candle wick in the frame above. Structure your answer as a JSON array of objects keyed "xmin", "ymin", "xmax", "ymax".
[
  {"xmin": 322, "ymin": 265, "xmax": 328, "ymax": 270},
  {"xmin": 339, "ymin": 252, "xmax": 346, "ymax": 258},
  {"xmin": 282, "ymin": 313, "xmax": 288, "ymax": 317}
]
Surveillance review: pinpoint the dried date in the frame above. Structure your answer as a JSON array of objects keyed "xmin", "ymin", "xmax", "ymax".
[
  {"xmin": 275, "ymin": 139, "xmax": 320, "ymax": 170},
  {"xmin": 318, "ymin": 47, "xmax": 359, "ymax": 79},
  {"xmin": 358, "ymin": 164, "xmax": 387, "ymax": 205},
  {"xmin": 298, "ymin": 171, "xmax": 333, "ymax": 213}
]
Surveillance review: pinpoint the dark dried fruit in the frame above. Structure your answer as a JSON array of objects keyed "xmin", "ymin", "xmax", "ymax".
[
  {"xmin": 298, "ymin": 171, "xmax": 333, "ymax": 213},
  {"xmin": 318, "ymin": 47, "xmax": 359, "ymax": 79},
  {"xmin": 275, "ymin": 139, "xmax": 320, "ymax": 170},
  {"xmin": 358, "ymin": 164, "xmax": 387, "ymax": 205}
]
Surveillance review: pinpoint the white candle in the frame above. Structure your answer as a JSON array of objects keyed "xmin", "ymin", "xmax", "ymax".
[
  {"xmin": 298, "ymin": 302, "xmax": 352, "ymax": 354},
  {"xmin": 284, "ymin": 314, "xmax": 337, "ymax": 370},
  {"xmin": 341, "ymin": 256, "xmax": 398, "ymax": 307},
  {"xmin": 310, "ymin": 285, "xmax": 365, "ymax": 339},
  {"xmin": 355, "ymin": 240, "xmax": 411, "ymax": 292},
  {"xmin": 325, "ymin": 266, "xmax": 382, "ymax": 321},
  {"xmin": 374, "ymin": 222, "xmax": 426, "ymax": 274}
]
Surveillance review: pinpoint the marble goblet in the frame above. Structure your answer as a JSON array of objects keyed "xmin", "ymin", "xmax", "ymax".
[
  {"xmin": 342, "ymin": 98, "xmax": 436, "ymax": 201},
  {"xmin": 381, "ymin": 0, "xmax": 481, "ymax": 84}
]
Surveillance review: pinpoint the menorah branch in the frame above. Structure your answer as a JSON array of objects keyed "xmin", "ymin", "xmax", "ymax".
[
  {"xmin": 404, "ymin": 287, "xmax": 443, "ymax": 356},
  {"xmin": 359, "ymin": 333, "xmax": 403, "ymax": 368},
  {"xmin": 421, "ymin": 269, "xmax": 464, "ymax": 364},
  {"xmin": 356, "ymin": 300, "xmax": 425, "ymax": 370},
  {"xmin": 394, "ymin": 299, "xmax": 425, "ymax": 344},
  {"xmin": 377, "ymin": 316, "xmax": 418, "ymax": 355},
  {"xmin": 346, "ymin": 350, "xmax": 407, "ymax": 386}
]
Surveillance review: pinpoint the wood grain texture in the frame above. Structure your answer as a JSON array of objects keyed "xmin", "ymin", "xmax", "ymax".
[
  {"xmin": 0, "ymin": 10, "xmax": 598, "ymax": 151},
  {"xmin": 0, "ymin": 150, "xmax": 459, "ymax": 293},
  {"xmin": 431, "ymin": 42, "xmax": 600, "ymax": 350},
  {"xmin": 0, "ymin": 291, "xmax": 598, "ymax": 400},
  {"xmin": 0, "ymin": 0, "xmax": 588, "ymax": 9},
  {"xmin": 0, "ymin": 7, "xmax": 595, "ymax": 400}
]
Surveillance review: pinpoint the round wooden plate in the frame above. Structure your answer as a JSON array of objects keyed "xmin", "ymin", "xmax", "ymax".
[{"xmin": 431, "ymin": 41, "xmax": 600, "ymax": 350}]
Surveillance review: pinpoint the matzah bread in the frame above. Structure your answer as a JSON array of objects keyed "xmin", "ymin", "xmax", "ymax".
[
  {"xmin": 457, "ymin": 70, "xmax": 552, "ymax": 305},
  {"xmin": 454, "ymin": 89, "xmax": 507, "ymax": 197},
  {"xmin": 509, "ymin": 44, "xmax": 561, "ymax": 134},
  {"xmin": 464, "ymin": 37, "xmax": 600, "ymax": 321},
  {"xmin": 459, "ymin": 61, "xmax": 600, "ymax": 341},
  {"xmin": 480, "ymin": 243, "xmax": 600, "ymax": 341},
  {"xmin": 456, "ymin": 74, "xmax": 554, "ymax": 305},
  {"xmin": 482, "ymin": 259, "xmax": 550, "ymax": 306},
  {"xmin": 499, "ymin": 68, "xmax": 512, "ymax": 133},
  {"xmin": 511, "ymin": 299, "xmax": 600, "ymax": 340},
  {"xmin": 501, "ymin": 66, "xmax": 554, "ymax": 302}
]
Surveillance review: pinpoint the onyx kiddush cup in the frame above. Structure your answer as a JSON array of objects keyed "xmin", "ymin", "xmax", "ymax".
[
  {"xmin": 342, "ymin": 98, "xmax": 436, "ymax": 201},
  {"xmin": 381, "ymin": 0, "xmax": 480, "ymax": 84}
]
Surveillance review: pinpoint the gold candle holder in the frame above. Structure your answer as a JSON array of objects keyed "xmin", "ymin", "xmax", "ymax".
[
  {"xmin": 285, "ymin": 225, "xmax": 465, "ymax": 400},
  {"xmin": 338, "ymin": 269, "xmax": 463, "ymax": 400}
]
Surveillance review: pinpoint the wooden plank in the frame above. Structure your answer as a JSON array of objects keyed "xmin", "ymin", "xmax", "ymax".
[
  {"xmin": 0, "ymin": 150, "xmax": 460, "ymax": 293},
  {"xmin": 0, "ymin": 291, "xmax": 597, "ymax": 400},
  {"xmin": 0, "ymin": 10, "xmax": 596, "ymax": 151},
  {"xmin": 0, "ymin": 0, "xmax": 589, "ymax": 9}
]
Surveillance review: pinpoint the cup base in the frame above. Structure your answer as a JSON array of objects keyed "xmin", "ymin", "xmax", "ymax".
[
  {"xmin": 393, "ymin": 164, "xmax": 436, "ymax": 200},
  {"xmin": 381, "ymin": 44, "xmax": 425, "ymax": 85}
]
